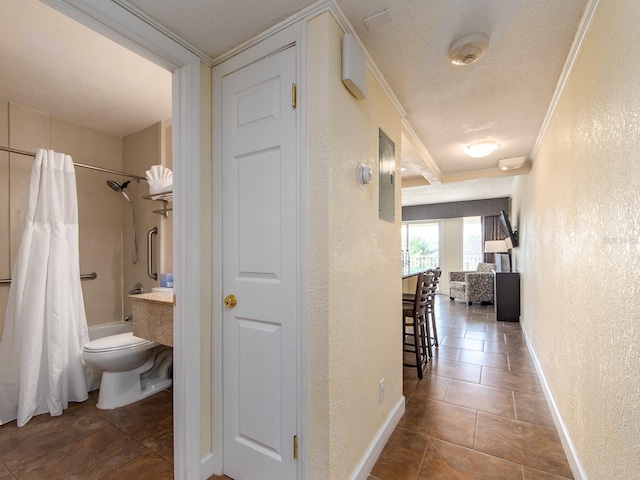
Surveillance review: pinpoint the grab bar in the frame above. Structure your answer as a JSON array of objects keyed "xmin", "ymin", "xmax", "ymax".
[
  {"xmin": 0, "ymin": 271, "xmax": 98, "ymax": 285},
  {"xmin": 147, "ymin": 226, "xmax": 158, "ymax": 280}
]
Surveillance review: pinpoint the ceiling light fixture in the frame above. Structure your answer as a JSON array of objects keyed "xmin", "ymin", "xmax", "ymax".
[
  {"xmin": 448, "ymin": 33, "xmax": 490, "ymax": 66},
  {"xmin": 465, "ymin": 142, "xmax": 499, "ymax": 158},
  {"xmin": 498, "ymin": 156, "xmax": 527, "ymax": 170}
]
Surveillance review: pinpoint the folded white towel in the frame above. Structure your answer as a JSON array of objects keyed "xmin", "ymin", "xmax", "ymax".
[{"xmin": 145, "ymin": 165, "xmax": 173, "ymax": 196}]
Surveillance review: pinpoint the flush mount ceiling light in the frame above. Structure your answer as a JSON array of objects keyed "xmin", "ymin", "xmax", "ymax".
[
  {"xmin": 449, "ymin": 33, "xmax": 490, "ymax": 66},
  {"xmin": 465, "ymin": 141, "xmax": 499, "ymax": 158},
  {"xmin": 498, "ymin": 156, "xmax": 527, "ymax": 170}
]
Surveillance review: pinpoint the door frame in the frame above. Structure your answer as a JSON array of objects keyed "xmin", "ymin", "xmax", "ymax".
[
  {"xmin": 40, "ymin": 1, "xmax": 206, "ymax": 478},
  {"xmin": 212, "ymin": 20, "xmax": 307, "ymax": 477}
]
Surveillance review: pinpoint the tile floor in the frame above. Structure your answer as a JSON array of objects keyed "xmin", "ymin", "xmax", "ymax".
[
  {"xmin": 0, "ymin": 389, "xmax": 175, "ymax": 479},
  {"xmin": 369, "ymin": 295, "xmax": 573, "ymax": 480},
  {"xmin": 1, "ymin": 297, "xmax": 572, "ymax": 480}
]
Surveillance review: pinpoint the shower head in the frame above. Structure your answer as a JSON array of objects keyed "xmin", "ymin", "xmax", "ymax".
[
  {"xmin": 106, "ymin": 180, "xmax": 131, "ymax": 193},
  {"xmin": 106, "ymin": 180, "xmax": 133, "ymax": 204},
  {"xmin": 106, "ymin": 179, "xmax": 122, "ymax": 192}
]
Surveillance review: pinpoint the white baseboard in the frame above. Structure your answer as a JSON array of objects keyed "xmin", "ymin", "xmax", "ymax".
[
  {"xmin": 522, "ymin": 328, "xmax": 587, "ymax": 480},
  {"xmin": 200, "ymin": 452, "xmax": 214, "ymax": 480},
  {"xmin": 350, "ymin": 395, "xmax": 406, "ymax": 480}
]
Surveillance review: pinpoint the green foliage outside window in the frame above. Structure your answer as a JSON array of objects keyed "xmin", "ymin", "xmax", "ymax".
[{"xmin": 409, "ymin": 236, "xmax": 437, "ymax": 256}]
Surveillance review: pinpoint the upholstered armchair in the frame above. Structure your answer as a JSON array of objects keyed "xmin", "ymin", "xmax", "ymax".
[{"xmin": 449, "ymin": 263, "xmax": 495, "ymax": 305}]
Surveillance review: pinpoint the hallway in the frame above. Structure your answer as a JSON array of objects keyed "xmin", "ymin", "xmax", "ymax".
[{"xmin": 370, "ymin": 296, "xmax": 573, "ymax": 480}]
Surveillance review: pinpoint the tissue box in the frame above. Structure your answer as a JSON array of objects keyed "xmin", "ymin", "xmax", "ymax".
[{"xmin": 160, "ymin": 273, "xmax": 173, "ymax": 288}]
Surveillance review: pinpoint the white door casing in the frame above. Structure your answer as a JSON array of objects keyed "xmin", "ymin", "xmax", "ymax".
[{"xmin": 221, "ymin": 45, "xmax": 298, "ymax": 479}]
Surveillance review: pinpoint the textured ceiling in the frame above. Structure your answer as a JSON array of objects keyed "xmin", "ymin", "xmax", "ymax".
[
  {"xmin": 0, "ymin": 0, "xmax": 591, "ymax": 204},
  {"xmin": 339, "ymin": 0, "xmax": 589, "ymax": 177},
  {"xmin": 126, "ymin": 0, "xmax": 590, "ymax": 193},
  {"xmin": 127, "ymin": 0, "xmax": 317, "ymax": 59}
]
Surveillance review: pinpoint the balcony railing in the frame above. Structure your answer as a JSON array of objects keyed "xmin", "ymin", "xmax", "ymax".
[
  {"xmin": 463, "ymin": 254, "xmax": 483, "ymax": 271},
  {"xmin": 406, "ymin": 254, "xmax": 483, "ymax": 271},
  {"xmin": 409, "ymin": 254, "xmax": 439, "ymax": 269}
]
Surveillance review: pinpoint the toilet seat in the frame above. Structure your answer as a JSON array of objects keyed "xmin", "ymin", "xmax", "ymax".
[{"xmin": 83, "ymin": 332, "xmax": 155, "ymax": 353}]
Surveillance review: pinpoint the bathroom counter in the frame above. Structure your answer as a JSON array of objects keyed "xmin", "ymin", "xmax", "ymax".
[{"xmin": 130, "ymin": 293, "xmax": 173, "ymax": 347}]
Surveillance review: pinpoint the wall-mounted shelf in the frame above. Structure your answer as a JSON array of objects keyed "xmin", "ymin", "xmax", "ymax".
[{"xmin": 143, "ymin": 192, "xmax": 172, "ymax": 217}]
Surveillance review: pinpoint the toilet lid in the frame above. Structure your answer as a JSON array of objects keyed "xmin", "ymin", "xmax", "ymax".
[{"xmin": 83, "ymin": 332, "xmax": 155, "ymax": 353}]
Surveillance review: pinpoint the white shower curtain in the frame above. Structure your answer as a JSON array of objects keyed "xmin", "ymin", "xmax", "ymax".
[{"xmin": 0, "ymin": 149, "xmax": 92, "ymax": 427}]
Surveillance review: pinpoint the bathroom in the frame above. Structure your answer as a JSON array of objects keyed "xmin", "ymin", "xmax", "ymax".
[{"xmin": 0, "ymin": 0, "xmax": 175, "ymax": 456}]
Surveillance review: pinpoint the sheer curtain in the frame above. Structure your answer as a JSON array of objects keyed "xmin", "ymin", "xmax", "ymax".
[
  {"xmin": 0, "ymin": 149, "xmax": 91, "ymax": 427},
  {"xmin": 482, "ymin": 215, "xmax": 506, "ymax": 263}
]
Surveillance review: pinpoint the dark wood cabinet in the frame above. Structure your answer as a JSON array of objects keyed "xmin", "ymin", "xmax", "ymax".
[{"xmin": 493, "ymin": 272, "xmax": 520, "ymax": 322}]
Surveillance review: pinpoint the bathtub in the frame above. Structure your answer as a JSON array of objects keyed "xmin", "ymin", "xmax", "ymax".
[{"xmin": 86, "ymin": 321, "xmax": 133, "ymax": 391}]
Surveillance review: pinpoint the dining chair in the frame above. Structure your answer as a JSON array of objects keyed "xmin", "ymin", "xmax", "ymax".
[
  {"xmin": 404, "ymin": 268, "xmax": 441, "ymax": 350},
  {"xmin": 426, "ymin": 268, "xmax": 441, "ymax": 348},
  {"xmin": 402, "ymin": 271, "xmax": 434, "ymax": 379}
]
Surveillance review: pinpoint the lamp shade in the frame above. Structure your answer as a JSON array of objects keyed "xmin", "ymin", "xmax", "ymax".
[{"xmin": 484, "ymin": 240, "xmax": 509, "ymax": 253}]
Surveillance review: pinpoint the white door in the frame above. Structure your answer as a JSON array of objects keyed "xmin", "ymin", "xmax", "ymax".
[{"xmin": 221, "ymin": 46, "xmax": 298, "ymax": 480}]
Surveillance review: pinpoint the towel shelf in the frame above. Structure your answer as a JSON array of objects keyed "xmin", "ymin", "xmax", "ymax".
[{"xmin": 143, "ymin": 192, "xmax": 172, "ymax": 217}]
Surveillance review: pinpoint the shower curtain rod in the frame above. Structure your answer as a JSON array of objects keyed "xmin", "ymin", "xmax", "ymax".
[{"xmin": 0, "ymin": 145, "xmax": 147, "ymax": 181}]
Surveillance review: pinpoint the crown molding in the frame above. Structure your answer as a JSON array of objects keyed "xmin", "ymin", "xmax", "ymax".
[
  {"xmin": 111, "ymin": 0, "xmax": 214, "ymax": 66},
  {"xmin": 211, "ymin": 0, "xmax": 331, "ymax": 65}
]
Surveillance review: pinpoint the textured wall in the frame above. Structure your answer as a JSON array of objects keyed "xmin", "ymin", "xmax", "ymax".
[
  {"xmin": 513, "ymin": 0, "xmax": 640, "ymax": 477},
  {"xmin": 306, "ymin": 12, "xmax": 403, "ymax": 479},
  {"xmin": 402, "ymin": 197, "xmax": 509, "ymax": 221}
]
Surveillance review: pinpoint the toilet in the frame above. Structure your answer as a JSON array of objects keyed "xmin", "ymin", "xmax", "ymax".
[{"xmin": 82, "ymin": 332, "xmax": 173, "ymax": 410}]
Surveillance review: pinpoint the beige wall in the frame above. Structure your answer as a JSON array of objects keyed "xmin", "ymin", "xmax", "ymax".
[
  {"xmin": 306, "ymin": 12, "xmax": 403, "ymax": 478},
  {"xmin": 513, "ymin": 0, "xmax": 640, "ymax": 477},
  {"xmin": 0, "ymin": 102, "xmax": 124, "ymax": 337},
  {"xmin": 122, "ymin": 122, "xmax": 162, "ymax": 316}
]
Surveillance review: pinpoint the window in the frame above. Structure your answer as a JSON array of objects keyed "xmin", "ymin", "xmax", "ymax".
[
  {"xmin": 463, "ymin": 216, "xmax": 482, "ymax": 270},
  {"xmin": 401, "ymin": 222, "xmax": 440, "ymax": 269}
]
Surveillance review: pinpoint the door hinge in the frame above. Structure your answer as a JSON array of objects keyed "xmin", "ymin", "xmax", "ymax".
[
  {"xmin": 293, "ymin": 434, "xmax": 298, "ymax": 459},
  {"xmin": 292, "ymin": 83, "xmax": 297, "ymax": 109}
]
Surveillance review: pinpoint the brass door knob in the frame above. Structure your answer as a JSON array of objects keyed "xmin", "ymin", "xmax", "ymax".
[{"xmin": 224, "ymin": 294, "xmax": 237, "ymax": 308}]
